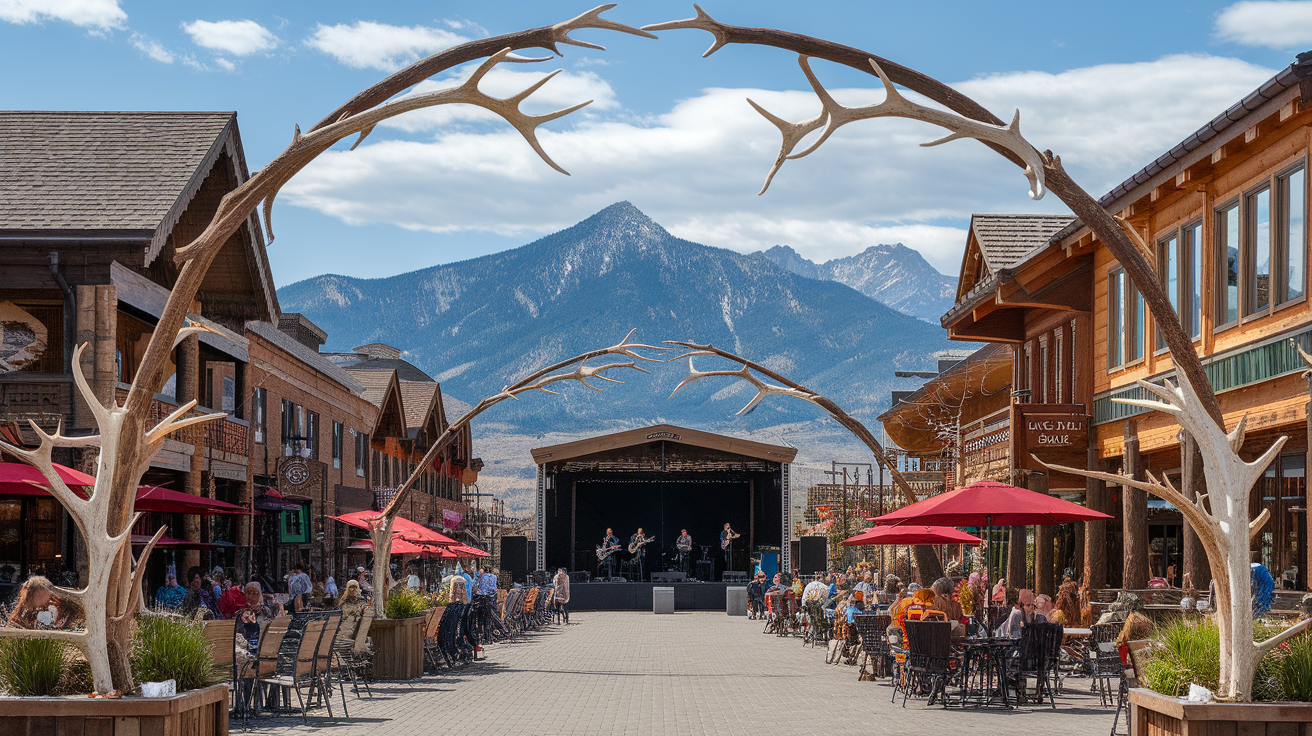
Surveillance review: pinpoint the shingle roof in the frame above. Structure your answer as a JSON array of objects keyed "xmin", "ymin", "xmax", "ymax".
[
  {"xmin": 970, "ymin": 214, "xmax": 1077, "ymax": 270},
  {"xmin": 0, "ymin": 111, "xmax": 233, "ymax": 232},
  {"xmin": 245, "ymin": 321, "xmax": 365, "ymax": 396},
  {"xmin": 398, "ymin": 381, "xmax": 438, "ymax": 431},
  {"xmin": 323, "ymin": 354, "xmax": 433, "ymax": 383},
  {"xmin": 345, "ymin": 368, "xmax": 396, "ymax": 409}
]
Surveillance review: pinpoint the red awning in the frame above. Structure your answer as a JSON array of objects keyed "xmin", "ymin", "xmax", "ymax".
[
  {"xmin": 447, "ymin": 544, "xmax": 490, "ymax": 558},
  {"xmin": 870, "ymin": 480, "xmax": 1114, "ymax": 527},
  {"xmin": 347, "ymin": 538, "xmax": 432, "ymax": 555},
  {"xmin": 135, "ymin": 486, "xmax": 249, "ymax": 515},
  {"xmin": 0, "ymin": 462, "xmax": 94, "ymax": 496},
  {"xmin": 841, "ymin": 525, "xmax": 982, "ymax": 547}
]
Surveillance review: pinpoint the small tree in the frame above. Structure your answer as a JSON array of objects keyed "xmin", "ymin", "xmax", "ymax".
[{"xmin": 0, "ymin": 6, "xmax": 652, "ymax": 695}]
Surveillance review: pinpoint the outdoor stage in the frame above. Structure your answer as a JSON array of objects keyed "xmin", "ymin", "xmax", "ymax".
[{"xmin": 569, "ymin": 581, "xmax": 731, "ymax": 611}]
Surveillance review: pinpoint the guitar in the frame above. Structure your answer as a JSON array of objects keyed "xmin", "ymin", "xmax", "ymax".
[
  {"xmin": 628, "ymin": 535, "xmax": 655, "ymax": 554},
  {"xmin": 676, "ymin": 535, "xmax": 693, "ymax": 554},
  {"xmin": 596, "ymin": 543, "xmax": 620, "ymax": 562},
  {"xmin": 721, "ymin": 530, "xmax": 741, "ymax": 550}
]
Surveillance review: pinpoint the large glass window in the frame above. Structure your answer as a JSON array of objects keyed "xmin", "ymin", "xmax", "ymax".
[
  {"xmin": 1186, "ymin": 222, "xmax": 1202, "ymax": 338},
  {"xmin": 1157, "ymin": 233, "xmax": 1178, "ymax": 351},
  {"xmin": 1108, "ymin": 271, "xmax": 1123, "ymax": 369},
  {"xmin": 1280, "ymin": 166, "xmax": 1306, "ymax": 304},
  {"xmin": 1216, "ymin": 202, "xmax": 1240, "ymax": 327},
  {"xmin": 332, "ymin": 421, "xmax": 343, "ymax": 469},
  {"xmin": 1248, "ymin": 185, "xmax": 1272, "ymax": 315},
  {"xmin": 307, "ymin": 411, "xmax": 319, "ymax": 460}
]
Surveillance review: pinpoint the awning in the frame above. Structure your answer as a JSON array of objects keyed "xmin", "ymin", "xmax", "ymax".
[
  {"xmin": 331, "ymin": 510, "xmax": 457, "ymax": 546},
  {"xmin": 0, "ymin": 462, "xmax": 94, "ymax": 496},
  {"xmin": 131, "ymin": 534, "xmax": 232, "ymax": 551},
  {"xmin": 135, "ymin": 486, "xmax": 249, "ymax": 515}
]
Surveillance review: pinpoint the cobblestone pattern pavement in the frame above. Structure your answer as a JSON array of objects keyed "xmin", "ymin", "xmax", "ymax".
[{"xmin": 247, "ymin": 612, "xmax": 1117, "ymax": 736}]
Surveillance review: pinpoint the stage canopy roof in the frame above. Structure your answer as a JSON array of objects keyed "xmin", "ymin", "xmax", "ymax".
[{"xmin": 530, "ymin": 423, "xmax": 797, "ymax": 468}]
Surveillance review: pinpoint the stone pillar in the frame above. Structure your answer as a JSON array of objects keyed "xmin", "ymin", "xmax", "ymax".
[
  {"xmin": 1030, "ymin": 471, "xmax": 1054, "ymax": 595},
  {"xmin": 1122, "ymin": 419, "xmax": 1149, "ymax": 589},
  {"xmin": 178, "ymin": 335, "xmax": 202, "ymax": 573},
  {"xmin": 1180, "ymin": 431, "xmax": 1211, "ymax": 590},
  {"xmin": 1084, "ymin": 442, "xmax": 1107, "ymax": 590}
]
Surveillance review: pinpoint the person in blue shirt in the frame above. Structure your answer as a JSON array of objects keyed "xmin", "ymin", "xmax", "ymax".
[{"xmin": 155, "ymin": 573, "xmax": 186, "ymax": 610}]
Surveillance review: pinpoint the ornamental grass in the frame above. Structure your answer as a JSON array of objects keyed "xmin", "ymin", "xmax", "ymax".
[
  {"xmin": 385, "ymin": 588, "xmax": 430, "ymax": 619},
  {"xmin": 131, "ymin": 613, "xmax": 223, "ymax": 692},
  {"xmin": 0, "ymin": 638, "xmax": 67, "ymax": 696},
  {"xmin": 1142, "ymin": 617, "xmax": 1307, "ymax": 701}
]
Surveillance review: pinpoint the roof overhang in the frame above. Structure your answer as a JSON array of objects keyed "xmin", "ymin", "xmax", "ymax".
[
  {"xmin": 530, "ymin": 424, "xmax": 798, "ymax": 466},
  {"xmin": 877, "ymin": 344, "xmax": 1013, "ymax": 454}
]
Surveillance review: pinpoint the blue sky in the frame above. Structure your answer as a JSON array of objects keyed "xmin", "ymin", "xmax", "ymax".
[{"xmin": 2, "ymin": 1, "xmax": 1309, "ymax": 285}]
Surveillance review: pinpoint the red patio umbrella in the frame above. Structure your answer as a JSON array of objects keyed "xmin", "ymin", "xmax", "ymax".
[
  {"xmin": 447, "ymin": 544, "xmax": 490, "ymax": 558},
  {"xmin": 330, "ymin": 510, "xmax": 457, "ymax": 546},
  {"xmin": 0, "ymin": 462, "xmax": 94, "ymax": 495},
  {"xmin": 347, "ymin": 538, "xmax": 433, "ymax": 555},
  {"xmin": 135, "ymin": 486, "xmax": 249, "ymax": 515},
  {"xmin": 842, "ymin": 525, "xmax": 983, "ymax": 547},
  {"xmin": 869, "ymin": 480, "xmax": 1112, "ymax": 527}
]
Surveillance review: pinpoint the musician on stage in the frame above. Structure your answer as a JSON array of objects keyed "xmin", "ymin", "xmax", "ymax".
[
  {"xmin": 600, "ymin": 528, "xmax": 619, "ymax": 579},
  {"xmin": 675, "ymin": 529, "xmax": 693, "ymax": 575},
  {"xmin": 630, "ymin": 527, "xmax": 651, "ymax": 582},
  {"xmin": 720, "ymin": 523, "xmax": 741, "ymax": 573}
]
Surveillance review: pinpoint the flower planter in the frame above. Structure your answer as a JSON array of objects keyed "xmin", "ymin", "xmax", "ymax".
[
  {"xmin": 1129, "ymin": 687, "xmax": 1312, "ymax": 735},
  {"xmin": 370, "ymin": 614, "xmax": 427, "ymax": 680},
  {"xmin": 0, "ymin": 683, "xmax": 228, "ymax": 736}
]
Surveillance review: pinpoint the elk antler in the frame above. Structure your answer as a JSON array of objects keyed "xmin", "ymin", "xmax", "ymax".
[
  {"xmin": 670, "ymin": 358, "xmax": 811, "ymax": 415},
  {"xmin": 749, "ymin": 55, "xmax": 1048, "ymax": 198}
]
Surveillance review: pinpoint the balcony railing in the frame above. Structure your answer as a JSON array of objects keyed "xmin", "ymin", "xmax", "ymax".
[{"xmin": 115, "ymin": 386, "xmax": 249, "ymax": 456}]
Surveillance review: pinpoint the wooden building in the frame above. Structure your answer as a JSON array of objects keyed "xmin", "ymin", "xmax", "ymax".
[
  {"xmin": 0, "ymin": 111, "xmax": 274, "ymax": 587},
  {"xmin": 941, "ymin": 54, "xmax": 1312, "ymax": 593}
]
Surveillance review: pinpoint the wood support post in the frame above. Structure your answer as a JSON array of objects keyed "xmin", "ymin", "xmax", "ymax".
[
  {"xmin": 92, "ymin": 285, "xmax": 116, "ymax": 409},
  {"xmin": 1008, "ymin": 523, "xmax": 1027, "ymax": 591},
  {"xmin": 178, "ymin": 335, "xmax": 202, "ymax": 573},
  {"xmin": 1123, "ymin": 419, "xmax": 1150, "ymax": 589},
  {"xmin": 1181, "ymin": 431, "xmax": 1211, "ymax": 590},
  {"xmin": 1084, "ymin": 443, "xmax": 1107, "ymax": 589},
  {"xmin": 1031, "ymin": 471, "xmax": 1054, "ymax": 595}
]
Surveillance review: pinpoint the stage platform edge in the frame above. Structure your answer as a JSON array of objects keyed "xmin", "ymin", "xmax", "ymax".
[{"xmin": 569, "ymin": 582, "xmax": 730, "ymax": 611}]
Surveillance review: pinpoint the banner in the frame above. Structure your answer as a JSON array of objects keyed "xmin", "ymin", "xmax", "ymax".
[{"xmin": 442, "ymin": 508, "xmax": 464, "ymax": 529}]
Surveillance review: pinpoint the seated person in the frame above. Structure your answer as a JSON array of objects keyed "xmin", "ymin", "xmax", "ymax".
[
  {"xmin": 930, "ymin": 577, "xmax": 967, "ymax": 637},
  {"xmin": 995, "ymin": 588, "xmax": 1045, "ymax": 638},
  {"xmin": 154, "ymin": 573, "xmax": 186, "ymax": 610},
  {"xmin": 1033, "ymin": 593, "xmax": 1055, "ymax": 619},
  {"xmin": 7, "ymin": 575, "xmax": 81, "ymax": 629}
]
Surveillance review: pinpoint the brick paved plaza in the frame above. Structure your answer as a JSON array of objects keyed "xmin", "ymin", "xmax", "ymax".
[{"xmin": 248, "ymin": 612, "xmax": 1117, "ymax": 735}]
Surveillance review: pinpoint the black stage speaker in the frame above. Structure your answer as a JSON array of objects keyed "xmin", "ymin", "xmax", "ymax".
[
  {"xmin": 501, "ymin": 536, "xmax": 529, "ymax": 582},
  {"xmin": 651, "ymin": 572, "xmax": 687, "ymax": 582},
  {"xmin": 798, "ymin": 536, "xmax": 827, "ymax": 575},
  {"xmin": 568, "ymin": 571, "xmax": 591, "ymax": 584}
]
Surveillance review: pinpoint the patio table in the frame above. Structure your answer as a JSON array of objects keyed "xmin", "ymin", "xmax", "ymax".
[{"xmin": 956, "ymin": 637, "xmax": 1017, "ymax": 708}]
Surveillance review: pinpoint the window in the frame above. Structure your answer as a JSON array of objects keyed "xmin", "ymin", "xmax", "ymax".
[
  {"xmin": 1279, "ymin": 166, "xmax": 1306, "ymax": 304},
  {"xmin": 355, "ymin": 431, "xmax": 366, "ymax": 477},
  {"xmin": 333, "ymin": 422, "xmax": 343, "ymax": 469},
  {"xmin": 280, "ymin": 399, "xmax": 295, "ymax": 452},
  {"xmin": 307, "ymin": 411, "xmax": 319, "ymax": 460},
  {"xmin": 1108, "ymin": 269, "xmax": 1144, "ymax": 369},
  {"xmin": 1247, "ymin": 184, "xmax": 1272, "ymax": 316},
  {"xmin": 279, "ymin": 502, "xmax": 311, "ymax": 543},
  {"xmin": 1157, "ymin": 220, "xmax": 1204, "ymax": 349},
  {"xmin": 253, "ymin": 387, "xmax": 266, "ymax": 444},
  {"xmin": 1020, "ymin": 342, "xmax": 1032, "ymax": 400},
  {"xmin": 1038, "ymin": 336, "xmax": 1049, "ymax": 404},
  {"xmin": 1216, "ymin": 201, "xmax": 1240, "ymax": 327},
  {"xmin": 1054, "ymin": 328, "xmax": 1064, "ymax": 404},
  {"xmin": 221, "ymin": 376, "xmax": 235, "ymax": 412}
]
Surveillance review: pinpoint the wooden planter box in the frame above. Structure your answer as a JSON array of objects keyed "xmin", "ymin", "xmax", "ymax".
[
  {"xmin": 0, "ymin": 683, "xmax": 228, "ymax": 736},
  {"xmin": 1130, "ymin": 687, "xmax": 1312, "ymax": 735},
  {"xmin": 370, "ymin": 614, "xmax": 427, "ymax": 680}
]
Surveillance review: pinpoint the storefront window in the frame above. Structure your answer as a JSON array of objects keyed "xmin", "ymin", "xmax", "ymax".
[{"xmin": 1254, "ymin": 454, "xmax": 1306, "ymax": 590}]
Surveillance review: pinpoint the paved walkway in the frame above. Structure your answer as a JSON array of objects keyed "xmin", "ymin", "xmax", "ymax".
[{"xmin": 248, "ymin": 612, "xmax": 1117, "ymax": 735}]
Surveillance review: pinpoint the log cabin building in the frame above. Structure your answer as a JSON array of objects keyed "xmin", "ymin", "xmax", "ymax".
[
  {"xmin": 0, "ymin": 111, "xmax": 479, "ymax": 597},
  {"xmin": 929, "ymin": 53, "xmax": 1312, "ymax": 594}
]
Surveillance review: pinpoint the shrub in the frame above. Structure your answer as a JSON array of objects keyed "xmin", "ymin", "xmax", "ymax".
[
  {"xmin": 1142, "ymin": 617, "xmax": 1300, "ymax": 701},
  {"xmin": 131, "ymin": 614, "xmax": 222, "ymax": 692},
  {"xmin": 1276, "ymin": 633, "xmax": 1312, "ymax": 702},
  {"xmin": 385, "ymin": 588, "xmax": 429, "ymax": 619},
  {"xmin": 0, "ymin": 638, "xmax": 68, "ymax": 696}
]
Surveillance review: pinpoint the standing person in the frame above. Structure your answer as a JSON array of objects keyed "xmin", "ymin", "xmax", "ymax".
[
  {"xmin": 288, "ymin": 562, "xmax": 312, "ymax": 612},
  {"xmin": 630, "ymin": 528, "xmax": 651, "ymax": 582},
  {"xmin": 747, "ymin": 572, "xmax": 767, "ymax": 619},
  {"xmin": 720, "ymin": 523, "xmax": 741, "ymax": 573},
  {"xmin": 324, "ymin": 575, "xmax": 339, "ymax": 605},
  {"xmin": 675, "ymin": 529, "xmax": 693, "ymax": 575},
  {"xmin": 600, "ymin": 528, "xmax": 620, "ymax": 579},
  {"xmin": 552, "ymin": 568, "xmax": 571, "ymax": 624},
  {"xmin": 355, "ymin": 566, "xmax": 373, "ymax": 599}
]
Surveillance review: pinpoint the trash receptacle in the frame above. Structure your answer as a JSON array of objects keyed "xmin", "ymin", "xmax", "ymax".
[
  {"xmin": 726, "ymin": 586, "xmax": 747, "ymax": 616},
  {"xmin": 653, "ymin": 586, "xmax": 675, "ymax": 614}
]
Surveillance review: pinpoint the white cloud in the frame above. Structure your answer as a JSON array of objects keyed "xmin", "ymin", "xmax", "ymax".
[
  {"xmin": 0, "ymin": 0, "xmax": 125, "ymax": 30},
  {"xmin": 281, "ymin": 53, "xmax": 1273, "ymax": 276},
  {"xmin": 182, "ymin": 19, "xmax": 278, "ymax": 56},
  {"xmin": 130, "ymin": 33, "xmax": 173, "ymax": 63},
  {"xmin": 305, "ymin": 21, "xmax": 472, "ymax": 71},
  {"xmin": 1216, "ymin": 1, "xmax": 1312, "ymax": 48}
]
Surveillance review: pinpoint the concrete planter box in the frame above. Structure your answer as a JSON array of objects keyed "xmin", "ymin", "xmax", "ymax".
[
  {"xmin": 0, "ymin": 683, "xmax": 229, "ymax": 736},
  {"xmin": 1130, "ymin": 687, "xmax": 1312, "ymax": 735},
  {"xmin": 370, "ymin": 614, "xmax": 427, "ymax": 680}
]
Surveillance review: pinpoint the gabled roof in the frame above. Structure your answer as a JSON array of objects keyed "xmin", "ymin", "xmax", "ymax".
[
  {"xmin": 398, "ymin": 380, "xmax": 439, "ymax": 434},
  {"xmin": 0, "ymin": 111, "xmax": 231, "ymax": 237},
  {"xmin": 346, "ymin": 367, "xmax": 406, "ymax": 439},
  {"xmin": 245, "ymin": 320, "xmax": 365, "ymax": 395},
  {"xmin": 969, "ymin": 214, "xmax": 1076, "ymax": 271},
  {"xmin": 530, "ymin": 423, "xmax": 797, "ymax": 465}
]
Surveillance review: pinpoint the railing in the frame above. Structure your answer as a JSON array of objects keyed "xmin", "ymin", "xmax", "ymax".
[{"xmin": 115, "ymin": 386, "xmax": 248, "ymax": 455}]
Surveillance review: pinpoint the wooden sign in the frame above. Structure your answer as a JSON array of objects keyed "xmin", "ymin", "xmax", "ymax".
[
  {"xmin": 0, "ymin": 301, "xmax": 47, "ymax": 374},
  {"xmin": 1024, "ymin": 413, "xmax": 1088, "ymax": 449}
]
